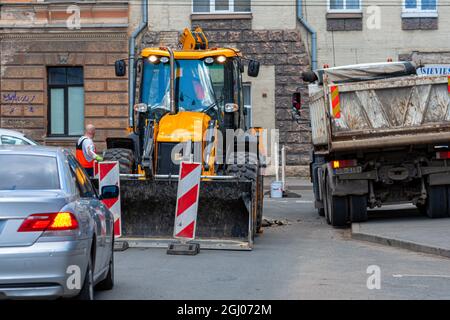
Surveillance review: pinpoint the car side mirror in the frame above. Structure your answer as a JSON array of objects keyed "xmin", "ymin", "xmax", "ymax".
[
  {"xmin": 247, "ymin": 60, "xmax": 260, "ymax": 77},
  {"xmin": 115, "ymin": 60, "xmax": 126, "ymax": 77},
  {"xmin": 100, "ymin": 185, "xmax": 119, "ymax": 200}
]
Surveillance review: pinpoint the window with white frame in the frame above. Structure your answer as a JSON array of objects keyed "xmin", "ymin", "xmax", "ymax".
[
  {"xmin": 328, "ymin": 0, "xmax": 361, "ymax": 11},
  {"xmin": 193, "ymin": 0, "xmax": 251, "ymax": 13},
  {"xmin": 403, "ymin": 0, "xmax": 438, "ymax": 16}
]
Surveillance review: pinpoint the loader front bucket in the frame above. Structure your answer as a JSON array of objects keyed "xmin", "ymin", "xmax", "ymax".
[{"xmin": 119, "ymin": 178, "xmax": 256, "ymax": 250}]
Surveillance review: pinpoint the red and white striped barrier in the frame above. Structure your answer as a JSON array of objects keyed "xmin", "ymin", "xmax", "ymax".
[
  {"xmin": 93, "ymin": 161, "xmax": 99, "ymax": 179},
  {"xmin": 174, "ymin": 162, "xmax": 202, "ymax": 240},
  {"xmin": 98, "ymin": 161, "xmax": 122, "ymax": 238}
]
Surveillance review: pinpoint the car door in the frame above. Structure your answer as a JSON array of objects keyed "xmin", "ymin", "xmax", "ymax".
[{"xmin": 67, "ymin": 155, "xmax": 109, "ymax": 277}]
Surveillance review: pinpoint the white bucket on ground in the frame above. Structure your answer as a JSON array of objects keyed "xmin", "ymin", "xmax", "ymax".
[{"xmin": 270, "ymin": 181, "xmax": 283, "ymax": 198}]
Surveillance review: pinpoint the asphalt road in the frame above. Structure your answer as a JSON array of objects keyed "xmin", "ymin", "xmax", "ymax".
[{"xmin": 97, "ymin": 189, "xmax": 450, "ymax": 300}]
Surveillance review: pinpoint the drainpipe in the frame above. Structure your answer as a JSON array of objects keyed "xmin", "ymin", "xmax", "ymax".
[
  {"xmin": 296, "ymin": 0, "xmax": 317, "ymax": 71},
  {"xmin": 129, "ymin": 0, "xmax": 148, "ymax": 127}
]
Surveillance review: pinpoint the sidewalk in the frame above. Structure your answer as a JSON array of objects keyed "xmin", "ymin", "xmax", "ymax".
[
  {"xmin": 264, "ymin": 177, "xmax": 313, "ymax": 191},
  {"xmin": 352, "ymin": 215, "xmax": 450, "ymax": 259}
]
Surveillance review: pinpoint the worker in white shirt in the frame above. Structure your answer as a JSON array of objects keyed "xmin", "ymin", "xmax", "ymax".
[{"xmin": 76, "ymin": 124, "xmax": 103, "ymax": 176}]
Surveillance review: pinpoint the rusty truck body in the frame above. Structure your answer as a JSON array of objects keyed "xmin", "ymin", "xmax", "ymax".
[{"xmin": 302, "ymin": 61, "xmax": 450, "ymax": 227}]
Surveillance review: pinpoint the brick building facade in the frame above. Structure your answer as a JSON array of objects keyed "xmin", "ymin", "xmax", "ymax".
[{"xmin": 0, "ymin": 1, "xmax": 129, "ymax": 151}]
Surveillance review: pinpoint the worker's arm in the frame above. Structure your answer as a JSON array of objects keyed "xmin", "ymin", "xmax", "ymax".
[{"xmin": 86, "ymin": 141, "xmax": 103, "ymax": 162}]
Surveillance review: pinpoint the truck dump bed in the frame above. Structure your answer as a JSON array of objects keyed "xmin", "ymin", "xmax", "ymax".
[{"xmin": 310, "ymin": 73, "xmax": 450, "ymax": 152}]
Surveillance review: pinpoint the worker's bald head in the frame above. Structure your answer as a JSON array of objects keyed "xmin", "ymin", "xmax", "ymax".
[{"xmin": 85, "ymin": 124, "xmax": 96, "ymax": 138}]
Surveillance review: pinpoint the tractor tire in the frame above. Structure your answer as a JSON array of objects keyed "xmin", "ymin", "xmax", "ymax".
[
  {"xmin": 424, "ymin": 185, "xmax": 449, "ymax": 219},
  {"xmin": 350, "ymin": 195, "xmax": 368, "ymax": 222},
  {"xmin": 326, "ymin": 176, "xmax": 349, "ymax": 228},
  {"xmin": 103, "ymin": 148, "xmax": 135, "ymax": 174},
  {"xmin": 256, "ymin": 172, "xmax": 264, "ymax": 233},
  {"xmin": 226, "ymin": 153, "xmax": 259, "ymax": 235}
]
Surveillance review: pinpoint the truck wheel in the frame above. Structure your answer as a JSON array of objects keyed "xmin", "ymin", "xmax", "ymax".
[
  {"xmin": 326, "ymin": 177, "xmax": 349, "ymax": 227},
  {"xmin": 318, "ymin": 208, "xmax": 325, "ymax": 217},
  {"xmin": 350, "ymin": 195, "xmax": 368, "ymax": 222},
  {"xmin": 322, "ymin": 175, "xmax": 331, "ymax": 224},
  {"xmin": 312, "ymin": 156, "xmax": 326, "ymax": 217},
  {"xmin": 425, "ymin": 186, "xmax": 448, "ymax": 219},
  {"xmin": 103, "ymin": 148, "xmax": 135, "ymax": 174}
]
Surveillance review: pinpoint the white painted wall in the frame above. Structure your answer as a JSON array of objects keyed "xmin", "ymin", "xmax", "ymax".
[
  {"xmin": 145, "ymin": 0, "xmax": 297, "ymax": 31},
  {"xmin": 243, "ymin": 65, "xmax": 276, "ymax": 131},
  {"xmin": 252, "ymin": 0, "xmax": 297, "ymax": 30},
  {"xmin": 299, "ymin": 0, "xmax": 450, "ymax": 67}
]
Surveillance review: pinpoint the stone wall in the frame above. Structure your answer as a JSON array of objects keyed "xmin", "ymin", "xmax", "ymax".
[
  {"xmin": 0, "ymin": 32, "xmax": 129, "ymax": 151},
  {"xmin": 140, "ymin": 18, "xmax": 312, "ymax": 171}
]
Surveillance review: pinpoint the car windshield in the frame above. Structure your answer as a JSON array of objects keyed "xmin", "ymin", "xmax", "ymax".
[
  {"xmin": 0, "ymin": 155, "xmax": 60, "ymax": 190},
  {"xmin": 140, "ymin": 59, "xmax": 232, "ymax": 120},
  {"xmin": 24, "ymin": 135, "xmax": 38, "ymax": 145}
]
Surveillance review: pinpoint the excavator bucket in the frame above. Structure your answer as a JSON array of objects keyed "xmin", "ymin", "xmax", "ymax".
[{"xmin": 119, "ymin": 178, "xmax": 257, "ymax": 250}]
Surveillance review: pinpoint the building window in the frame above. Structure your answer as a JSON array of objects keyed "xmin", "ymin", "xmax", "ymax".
[
  {"xmin": 48, "ymin": 67, "xmax": 84, "ymax": 137},
  {"xmin": 193, "ymin": 0, "xmax": 251, "ymax": 13},
  {"xmin": 328, "ymin": 0, "xmax": 361, "ymax": 11},
  {"xmin": 403, "ymin": 0, "xmax": 438, "ymax": 17}
]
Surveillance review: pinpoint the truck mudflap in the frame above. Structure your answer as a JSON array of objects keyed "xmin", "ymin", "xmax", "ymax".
[{"xmin": 119, "ymin": 178, "xmax": 256, "ymax": 250}]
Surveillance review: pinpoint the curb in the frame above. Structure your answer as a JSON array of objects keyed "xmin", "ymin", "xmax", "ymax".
[
  {"xmin": 264, "ymin": 186, "xmax": 313, "ymax": 192},
  {"xmin": 352, "ymin": 223, "xmax": 450, "ymax": 259}
]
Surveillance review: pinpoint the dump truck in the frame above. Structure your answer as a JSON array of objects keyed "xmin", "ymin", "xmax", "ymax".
[
  {"xmin": 103, "ymin": 28, "xmax": 265, "ymax": 249},
  {"xmin": 296, "ymin": 61, "xmax": 450, "ymax": 227}
]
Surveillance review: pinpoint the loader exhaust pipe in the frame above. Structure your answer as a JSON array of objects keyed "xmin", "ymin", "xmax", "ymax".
[{"xmin": 161, "ymin": 47, "xmax": 176, "ymax": 115}]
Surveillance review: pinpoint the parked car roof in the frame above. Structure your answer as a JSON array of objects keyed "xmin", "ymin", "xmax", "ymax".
[
  {"xmin": 0, "ymin": 128, "xmax": 26, "ymax": 137},
  {"xmin": 0, "ymin": 128, "xmax": 38, "ymax": 145},
  {"xmin": 0, "ymin": 145, "xmax": 61, "ymax": 157}
]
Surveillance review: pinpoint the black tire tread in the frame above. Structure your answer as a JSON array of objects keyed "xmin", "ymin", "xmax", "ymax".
[
  {"xmin": 350, "ymin": 195, "xmax": 368, "ymax": 222},
  {"xmin": 426, "ymin": 185, "xmax": 449, "ymax": 219},
  {"xmin": 103, "ymin": 148, "xmax": 134, "ymax": 174}
]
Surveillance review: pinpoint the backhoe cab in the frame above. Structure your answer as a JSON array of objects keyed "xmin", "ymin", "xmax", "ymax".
[{"xmin": 105, "ymin": 27, "xmax": 264, "ymax": 250}]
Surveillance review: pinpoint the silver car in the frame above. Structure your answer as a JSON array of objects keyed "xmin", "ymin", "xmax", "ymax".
[
  {"xmin": 0, "ymin": 129, "xmax": 38, "ymax": 146},
  {"xmin": 0, "ymin": 146, "xmax": 116, "ymax": 300}
]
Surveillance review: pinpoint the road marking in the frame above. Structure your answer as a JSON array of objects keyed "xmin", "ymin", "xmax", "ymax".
[
  {"xmin": 393, "ymin": 274, "xmax": 450, "ymax": 279},
  {"xmin": 295, "ymin": 200, "xmax": 314, "ymax": 203}
]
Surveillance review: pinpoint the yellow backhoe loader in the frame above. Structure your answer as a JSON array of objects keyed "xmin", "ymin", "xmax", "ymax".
[{"xmin": 105, "ymin": 27, "xmax": 265, "ymax": 250}]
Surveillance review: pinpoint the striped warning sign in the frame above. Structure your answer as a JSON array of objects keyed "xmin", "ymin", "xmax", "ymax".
[
  {"xmin": 93, "ymin": 161, "xmax": 99, "ymax": 179},
  {"xmin": 174, "ymin": 162, "xmax": 202, "ymax": 240},
  {"xmin": 98, "ymin": 161, "xmax": 121, "ymax": 238},
  {"xmin": 330, "ymin": 85, "xmax": 341, "ymax": 119}
]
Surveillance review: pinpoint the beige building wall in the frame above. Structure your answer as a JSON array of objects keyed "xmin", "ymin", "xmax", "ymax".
[
  {"xmin": 299, "ymin": 0, "xmax": 450, "ymax": 67},
  {"xmin": 147, "ymin": 0, "xmax": 297, "ymax": 31},
  {"xmin": 251, "ymin": 0, "xmax": 297, "ymax": 30},
  {"xmin": 243, "ymin": 65, "xmax": 276, "ymax": 131}
]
